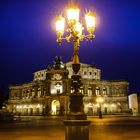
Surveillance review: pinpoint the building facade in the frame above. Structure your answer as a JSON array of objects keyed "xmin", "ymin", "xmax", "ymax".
[
  {"xmin": 128, "ymin": 93, "xmax": 139, "ymax": 115},
  {"xmin": 7, "ymin": 57, "xmax": 129, "ymax": 116}
]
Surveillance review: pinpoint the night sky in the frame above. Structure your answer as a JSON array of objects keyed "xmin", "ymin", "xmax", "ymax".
[{"xmin": 0, "ymin": 0, "xmax": 140, "ymax": 94}]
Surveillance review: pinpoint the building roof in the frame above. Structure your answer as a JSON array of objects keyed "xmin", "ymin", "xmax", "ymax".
[{"xmin": 65, "ymin": 61, "xmax": 97, "ymax": 69}]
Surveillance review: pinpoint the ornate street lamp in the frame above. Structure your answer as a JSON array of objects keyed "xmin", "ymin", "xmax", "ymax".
[
  {"xmin": 96, "ymin": 97, "xmax": 104, "ymax": 119},
  {"xmin": 56, "ymin": 3, "xmax": 96, "ymax": 120},
  {"xmin": 55, "ymin": 2, "xmax": 97, "ymax": 140},
  {"xmin": 55, "ymin": 2, "xmax": 96, "ymax": 120}
]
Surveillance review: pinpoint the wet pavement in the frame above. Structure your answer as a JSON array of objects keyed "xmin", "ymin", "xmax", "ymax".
[{"xmin": 0, "ymin": 116, "xmax": 140, "ymax": 140}]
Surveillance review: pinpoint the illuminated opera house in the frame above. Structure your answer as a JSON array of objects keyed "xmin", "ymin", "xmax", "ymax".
[{"xmin": 7, "ymin": 56, "xmax": 129, "ymax": 116}]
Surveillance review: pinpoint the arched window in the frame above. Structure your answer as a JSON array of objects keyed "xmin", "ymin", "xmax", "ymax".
[
  {"xmin": 103, "ymin": 87, "xmax": 107, "ymax": 96},
  {"xmin": 55, "ymin": 82, "xmax": 62, "ymax": 94},
  {"xmin": 89, "ymin": 72, "xmax": 92, "ymax": 75},
  {"xmin": 88, "ymin": 87, "xmax": 92, "ymax": 96},
  {"xmin": 84, "ymin": 71, "xmax": 87, "ymax": 75},
  {"xmin": 95, "ymin": 87, "xmax": 100, "ymax": 96}
]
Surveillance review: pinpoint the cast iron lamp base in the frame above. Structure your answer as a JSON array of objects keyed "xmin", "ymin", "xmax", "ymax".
[{"xmin": 67, "ymin": 93, "xmax": 87, "ymax": 120}]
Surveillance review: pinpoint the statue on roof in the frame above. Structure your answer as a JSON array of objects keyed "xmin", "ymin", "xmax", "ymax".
[{"xmin": 53, "ymin": 56, "xmax": 64, "ymax": 69}]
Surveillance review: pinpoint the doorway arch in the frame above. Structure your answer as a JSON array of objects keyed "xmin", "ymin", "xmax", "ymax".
[{"xmin": 51, "ymin": 100, "xmax": 60, "ymax": 115}]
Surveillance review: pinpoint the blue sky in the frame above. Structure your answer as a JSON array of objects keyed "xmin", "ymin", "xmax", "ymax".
[{"xmin": 0, "ymin": 0, "xmax": 140, "ymax": 93}]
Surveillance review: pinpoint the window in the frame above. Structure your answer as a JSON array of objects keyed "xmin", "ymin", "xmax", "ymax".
[
  {"xmin": 103, "ymin": 88, "xmax": 107, "ymax": 95},
  {"xmin": 84, "ymin": 71, "xmax": 87, "ymax": 75},
  {"xmin": 29, "ymin": 90, "xmax": 32, "ymax": 97},
  {"xmin": 95, "ymin": 87, "xmax": 100, "ymax": 96},
  {"xmin": 32, "ymin": 88, "xmax": 35, "ymax": 97},
  {"xmin": 14, "ymin": 92, "xmax": 17, "ymax": 98},
  {"xmin": 89, "ymin": 72, "xmax": 92, "ymax": 75},
  {"xmin": 22, "ymin": 91, "xmax": 25, "ymax": 97},
  {"xmin": 37, "ymin": 87, "xmax": 41, "ymax": 97},
  {"xmin": 55, "ymin": 83, "xmax": 62, "ymax": 94},
  {"xmin": 43, "ymin": 87, "xmax": 46, "ymax": 95},
  {"xmin": 51, "ymin": 82, "xmax": 63, "ymax": 95},
  {"xmin": 88, "ymin": 87, "xmax": 92, "ymax": 96}
]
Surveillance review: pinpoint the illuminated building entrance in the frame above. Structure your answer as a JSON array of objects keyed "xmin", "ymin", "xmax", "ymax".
[{"xmin": 51, "ymin": 100, "xmax": 60, "ymax": 115}]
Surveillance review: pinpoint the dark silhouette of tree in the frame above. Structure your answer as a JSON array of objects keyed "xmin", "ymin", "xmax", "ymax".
[{"xmin": 0, "ymin": 84, "xmax": 6, "ymax": 109}]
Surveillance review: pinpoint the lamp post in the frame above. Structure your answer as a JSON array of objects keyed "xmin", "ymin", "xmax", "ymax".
[
  {"xmin": 55, "ymin": 2, "xmax": 96, "ymax": 140},
  {"xmin": 96, "ymin": 97, "xmax": 104, "ymax": 119},
  {"xmin": 55, "ymin": 2, "xmax": 96, "ymax": 119}
]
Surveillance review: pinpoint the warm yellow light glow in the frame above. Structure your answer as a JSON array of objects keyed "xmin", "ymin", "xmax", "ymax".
[
  {"xmin": 52, "ymin": 104, "xmax": 56, "ymax": 114},
  {"xmin": 75, "ymin": 22, "xmax": 83, "ymax": 36},
  {"xmin": 55, "ymin": 4, "xmax": 96, "ymax": 45},
  {"xmin": 16, "ymin": 106, "xmax": 19, "ymax": 109},
  {"xmin": 17, "ymin": 105, "xmax": 22, "ymax": 109},
  {"xmin": 96, "ymin": 97, "xmax": 104, "ymax": 103},
  {"xmin": 85, "ymin": 11, "xmax": 96, "ymax": 31},
  {"xmin": 29, "ymin": 105, "xmax": 33, "ymax": 108},
  {"xmin": 51, "ymin": 100, "xmax": 60, "ymax": 115},
  {"xmin": 104, "ymin": 104, "xmax": 108, "ymax": 108},
  {"xmin": 23, "ymin": 105, "xmax": 27, "ymax": 108},
  {"xmin": 37, "ymin": 104, "xmax": 41, "ymax": 108},
  {"xmin": 111, "ymin": 103, "xmax": 116, "ymax": 108},
  {"xmin": 67, "ymin": 8, "xmax": 79, "ymax": 22},
  {"xmin": 56, "ymin": 16, "xmax": 65, "ymax": 34}
]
